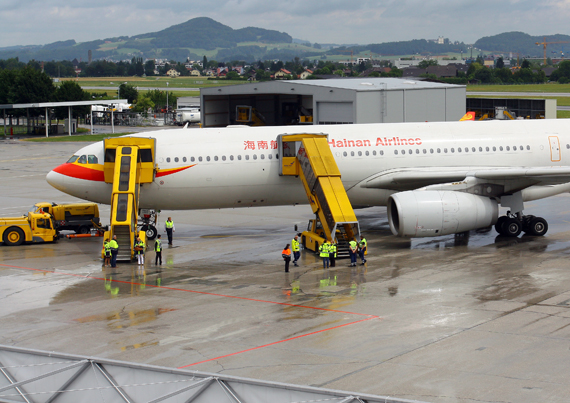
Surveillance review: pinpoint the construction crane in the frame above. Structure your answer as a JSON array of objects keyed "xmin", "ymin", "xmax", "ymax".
[{"xmin": 535, "ymin": 37, "xmax": 569, "ymax": 65}]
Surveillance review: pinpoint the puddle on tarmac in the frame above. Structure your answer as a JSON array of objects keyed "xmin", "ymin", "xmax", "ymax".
[
  {"xmin": 120, "ymin": 340, "xmax": 159, "ymax": 351},
  {"xmin": 74, "ymin": 308, "xmax": 176, "ymax": 329}
]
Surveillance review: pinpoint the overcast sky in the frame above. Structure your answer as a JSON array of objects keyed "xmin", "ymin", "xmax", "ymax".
[{"xmin": 1, "ymin": 0, "xmax": 570, "ymax": 48}]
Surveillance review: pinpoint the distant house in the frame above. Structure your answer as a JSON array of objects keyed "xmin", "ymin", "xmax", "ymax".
[
  {"xmin": 166, "ymin": 69, "xmax": 180, "ymax": 77},
  {"xmin": 299, "ymin": 69, "xmax": 313, "ymax": 79},
  {"xmin": 274, "ymin": 68, "xmax": 292, "ymax": 79},
  {"xmin": 426, "ymin": 65, "xmax": 457, "ymax": 78},
  {"xmin": 402, "ymin": 67, "xmax": 427, "ymax": 77},
  {"xmin": 359, "ymin": 67, "xmax": 391, "ymax": 77},
  {"xmin": 204, "ymin": 69, "xmax": 216, "ymax": 77},
  {"xmin": 190, "ymin": 69, "xmax": 202, "ymax": 76}
]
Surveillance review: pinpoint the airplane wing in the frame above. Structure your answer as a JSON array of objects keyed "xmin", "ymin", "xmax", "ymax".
[{"xmin": 360, "ymin": 166, "xmax": 570, "ymax": 192}]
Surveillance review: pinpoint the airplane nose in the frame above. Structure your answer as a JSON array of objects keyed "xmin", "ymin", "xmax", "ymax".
[{"xmin": 46, "ymin": 168, "xmax": 66, "ymax": 192}]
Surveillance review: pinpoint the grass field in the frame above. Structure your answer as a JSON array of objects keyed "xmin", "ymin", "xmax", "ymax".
[
  {"xmin": 467, "ymin": 83, "xmax": 570, "ymax": 93},
  {"xmin": 61, "ymin": 76, "xmax": 248, "ymax": 89}
]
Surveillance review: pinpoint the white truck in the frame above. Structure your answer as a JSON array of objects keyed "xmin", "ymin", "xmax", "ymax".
[{"xmin": 176, "ymin": 108, "xmax": 201, "ymax": 125}]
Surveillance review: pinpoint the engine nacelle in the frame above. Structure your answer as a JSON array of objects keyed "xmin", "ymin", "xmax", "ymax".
[{"xmin": 387, "ymin": 191, "xmax": 498, "ymax": 237}]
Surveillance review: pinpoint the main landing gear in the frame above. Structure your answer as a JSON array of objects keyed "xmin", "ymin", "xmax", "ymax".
[{"xmin": 495, "ymin": 212, "xmax": 548, "ymax": 237}]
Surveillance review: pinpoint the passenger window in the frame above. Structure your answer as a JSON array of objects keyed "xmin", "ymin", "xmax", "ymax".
[
  {"xmin": 416, "ymin": 149, "xmax": 420, "ymax": 154},
  {"xmin": 199, "ymin": 157, "xmax": 203, "ymax": 162},
  {"xmin": 245, "ymin": 155, "xmax": 249, "ymax": 160},
  {"xmin": 380, "ymin": 150, "xmax": 384, "ymax": 156},
  {"xmin": 214, "ymin": 156, "xmax": 218, "ymax": 161},
  {"xmin": 464, "ymin": 147, "xmax": 468, "ymax": 152},
  {"xmin": 238, "ymin": 155, "xmax": 242, "ymax": 160},
  {"xmin": 166, "ymin": 157, "xmax": 171, "ymax": 163},
  {"xmin": 492, "ymin": 147, "xmax": 496, "ymax": 151},
  {"xmin": 67, "ymin": 155, "xmax": 79, "ymax": 163},
  {"xmin": 372, "ymin": 150, "xmax": 377, "ymax": 156},
  {"xmin": 423, "ymin": 149, "xmax": 426, "ymax": 154},
  {"xmin": 88, "ymin": 155, "xmax": 98, "ymax": 164},
  {"xmin": 253, "ymin": 154, "xmax": 257, "ymax": 160},
  {"xmin": 174, "ymin": 157, "xmax": 179, "ymax": 162},
  {"xmin": 260, "ymin": 154, "xmax": 265, "ymax": 159},
  {"xmin": 430, "ymin": 149, "xmax": 434, "ymax": 154},
  {"xmin": 458, "ymin": 148, "xmax": 462, "ymax": 153},
  {"xmin": 183, "ymin": 157, "xmax": 187, "ymax": 162},
  {"xmin": 401, "ymin": 150, "xmax": 405, "ymax": 155},
  {"xmin": 351, "ymin": 151, "xmax": 355, "ymax": 156},
  {"xmin": 499, "ymin": 146, "xmax": 503, "ymax": 151},
  {"xmin": 343, "ymin": 151, "xmax": 348, "ymax": 157},
  {"xmin": 486, "ymin": 147, "xmax": 490, "ymax": 152},
  {"xmin": 506, "ymin": 146, "xmax": 510, "ymax": 151},
  {"xmin": 444, "ymin": 148, "xmax": 448, "ymax": 153},
  {"xmin": 451, "ymin": 148, "xmax": 455, "ymax": 153},
  {"xmin": 358, "ymin": 151, "xmax": 362, "ymax": 156},
  {"xmin": 191, "ymin": 157, "xmax": 195, "ymax": 162},
  {"xmin": 77, "ymin": 155, "xmax": 87, "ymax": 164},
  {"xmin": 230, "ymin": 155, "xmax": 234, "ymax": 161},
  {"xmin": 394, "ymin": 150, "xmax": 398, "ymax": 155},
  {"xmin": 222, "ymin": 156, "xmax": 226, "ymax": 161},
  {"xmin": 365, "ymin": 151, "xmax": 369, "ymax": 156},
  {"xmin": 479, "ymin": 147, "xmax": 482, "ymax": 152},
  {"xmin": 268, "ymin": 154, "xmax": 272, "ymax": 159},
  {"xmin": 206, "ymin": 156, "xmax": 211, "ymax": 161},
  {"xmin": 527, "ymin": 145, "xmax": 530, "ymax": 150},
  {"xmin": 408, "ymin": 149, "xmax": 412, "ymax": 154},
  {"xmin": 437, "ymin": 148, "xmax": 441, "ymax": 153}
]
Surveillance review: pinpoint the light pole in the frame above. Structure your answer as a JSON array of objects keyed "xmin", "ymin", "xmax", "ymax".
[{"xmin": 166, "ymin": 82, "xmax": 169, "ymax": 112}]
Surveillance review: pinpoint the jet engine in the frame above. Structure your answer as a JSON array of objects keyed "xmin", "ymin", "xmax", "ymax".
[{"xmin": 387, "ymin": 191, "xmax": 498, "ymax": 237}]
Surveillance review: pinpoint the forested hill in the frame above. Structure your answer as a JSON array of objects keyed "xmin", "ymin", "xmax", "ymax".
[
  {"xmin": 133, "ymin": 17, "xmax": 292, "ymax": 50},
  {"xmin": 474, "ymin": 32, "xmax": 570, "ymax": 56}
]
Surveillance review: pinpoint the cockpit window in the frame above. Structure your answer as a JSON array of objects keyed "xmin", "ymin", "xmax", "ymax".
[
  {"xmin": 77, "ymin": 155, "xmax": 87, "ymax": 164},
  {"xmin": 67, "ymin": 155, "xmax": 79, "ymax": 163},
  {"xmin": 88, "ymin": 155, "xmax": 98, "ymax": 164}
]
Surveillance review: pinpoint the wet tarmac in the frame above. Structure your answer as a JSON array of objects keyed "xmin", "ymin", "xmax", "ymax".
[{"xmin": 2, "ymin": 140, "xmax": 570, "ymax": 402}]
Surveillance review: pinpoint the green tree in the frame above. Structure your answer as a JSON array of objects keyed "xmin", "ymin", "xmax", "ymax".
[
  {"xmin": 521, "ymin": 59, "xmax": 531, "ymax": 69},
  {"xmin": 133, "ymin": 95, "xmax": 154, "ymax": 116},
  {"xmin": 13, "ymin": 67, "xmax": 55, "ymax": 104},
  {"xmin": 226, "ymin": 71, "xmax": 239, "ymax": 80},
  {"xmin": 144, "ymin": 60, "xmax": 155, "ymax": 76},
  {"xmin": 118, "ymin": 83, "xmax": 138, "ymax": 103},
  {"xmin": 418, "ymin": 59, "xmax": 438, "ymax": 69},
  {"xmin": 496, "ymin": 57, "xmax": 504, "ymax": 69}
]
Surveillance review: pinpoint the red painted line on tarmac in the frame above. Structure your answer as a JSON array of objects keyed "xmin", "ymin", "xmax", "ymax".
[
  {"xmin": 178, "ymin": 316, "xmax": 378, "ymax": 369},
  {"xmin": 0, "ymin": 263, "xmax": 381, "ymax": 366}
]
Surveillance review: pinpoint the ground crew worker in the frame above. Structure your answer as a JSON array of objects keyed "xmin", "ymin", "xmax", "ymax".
[
  {"xmin": 109, "ymin": 235, "xmax": 119, "ymax": 268},
  {"xmin": 282, "ymin": 244, "xmax": 292, "ymax": 273},
  {"xmin": 358, "ymin": 235, "xmax": 367, "ymax": 265},
  {"xmin": 319, "ymin": 240, "xmax": 330, "ymax": 269},
  {"xmin": 135, "ymin": 236, "xmax": 145, "ymax": 265},
  {"xmin": 329, "ymin": 240, "xmax": 337, "ymax": 268},
  {"xmin": 292, "ymin": 235, "xmax": 300, "ymax": 267},
  {"xmin": 103, "ymin": 239, "xmax": 111, "ymax": 267},
  {"xmin": 165, "ymin": 217, "xmax": 175, "ymax": 245},
  {"xmin": 154, "ymin": 234, "xmax": 162, "ymax": 265},
  {"xmin": 349, "ymin": 238, "xmax": 358, "ymax": 267}
]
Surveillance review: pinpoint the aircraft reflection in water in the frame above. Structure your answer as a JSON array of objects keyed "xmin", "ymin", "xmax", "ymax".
[{"xmin": 47, "ymin": 120, "xmax": 570, "ymax": 240}]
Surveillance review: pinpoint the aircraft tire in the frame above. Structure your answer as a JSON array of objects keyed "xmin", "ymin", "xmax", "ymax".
[
  {"xmin": 78, "ymin": 226, "xmax": 90, "ymax": 234},
  {"xmin": 143, "ymin": 225, "xmax": 158, "ymax": 240},
  {"xmin": 503, "ymin": 217, "xmax": 522, "ymax": 237},
  {"xmin": 3, "ymin": 227, "xmax": 24, "ymax": 246},
  {"xmin": 526, "ymin": 217, "xmax": 548, "ymax": 236},
  {"xmin": 494, "ymin": 216, "xmax": 508, "ymax": 235}
]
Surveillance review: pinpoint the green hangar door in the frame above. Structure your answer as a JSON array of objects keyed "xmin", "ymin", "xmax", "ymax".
[{"xmin": 317, "ymin": 102, "xmax": 354, "ymax": 125}]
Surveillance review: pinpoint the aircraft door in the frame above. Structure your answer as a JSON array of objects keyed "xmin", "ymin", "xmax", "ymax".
[{"xmin": 548, "ymin": 136, "xmax": 561, "ymax": 162}]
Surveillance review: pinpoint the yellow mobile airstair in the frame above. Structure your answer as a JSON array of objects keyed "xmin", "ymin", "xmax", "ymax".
[
  {"xmin": 102, "ymin": 137, "xmax": 156, "ymax": 261},
  {"xmin": 278, "ymin": 134, "xmax": 360, "ymax": 256}
]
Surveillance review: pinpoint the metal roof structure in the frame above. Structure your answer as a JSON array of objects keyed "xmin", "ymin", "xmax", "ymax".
[
  {"xmin": 0, "ymin": 345, "xmax": 427, "ymax": 403},
  {"xmin": 284, "ymin": 78, "xmax": 460, "ymax": 91},
  {"xmin": 1, "ymin": 100, "xmax": 129, "ymax": 137}
]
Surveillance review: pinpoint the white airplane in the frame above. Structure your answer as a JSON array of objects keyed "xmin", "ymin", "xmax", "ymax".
[{"xmin": 46, "ymin": 119, "xmax": 570, "ymax": 238}]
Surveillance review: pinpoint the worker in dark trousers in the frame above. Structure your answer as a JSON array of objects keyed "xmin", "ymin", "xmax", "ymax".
[
  {"xmin": 329, "ymin": 240, "xmax": 337, "ymax": 268},
  {"xmin": 292, "ymin": 235, "xmax": 300, "ymax": 267},
  {"xmin": 109, "ymin": 235, "xmax": 119, "ymax": 268},
  {"xmin": 319, "ymin": 241, "xmax": 330, "ymax": 269},
  {"xmin": 165, "ymin": 217, "xmax": 175, "ymax": 245},
  {"xmin": 154, "ymin": 234, "xmax": 163, "ymax": 265},
  {"xmin": 282, "ymin": 244, "xmax": 291, "ymax": 273},
  {"xmin": 349, "ymin": 238, "xmax": 358, "ymax": 267},
  {"xmin": 358, "ymin": 235, "xmax": 367, "ymax": 265}
]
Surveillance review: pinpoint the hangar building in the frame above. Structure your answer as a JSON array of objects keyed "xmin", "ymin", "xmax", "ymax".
[{"xmin": 200, "ymin": 78, "xmax": 465, "ymax": 127}]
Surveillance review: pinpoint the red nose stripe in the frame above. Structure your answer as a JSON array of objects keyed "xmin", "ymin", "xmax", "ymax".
[{"xmin": 53, "ymin": 164, "xmax": 105, "ymax": 182}]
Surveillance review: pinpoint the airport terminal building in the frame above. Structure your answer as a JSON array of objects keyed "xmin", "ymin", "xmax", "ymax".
[{"xmin": 200, "ymin": 78, "xmax": 466, "ymax": 127}]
